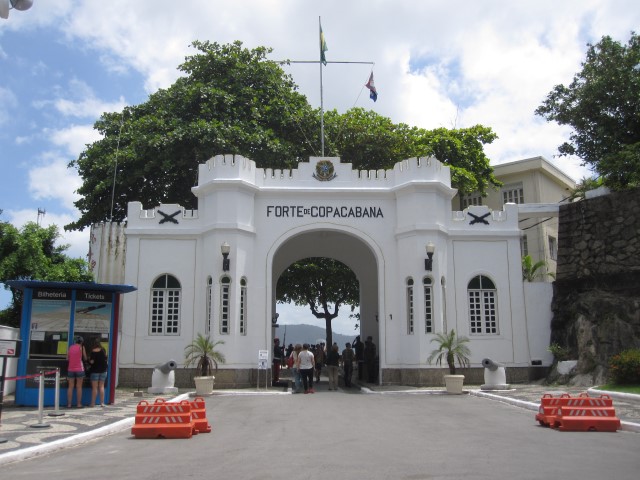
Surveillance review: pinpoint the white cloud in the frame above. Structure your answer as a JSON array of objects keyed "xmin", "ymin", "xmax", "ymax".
[
  {"xmin": 0, "ymin": 86, "xmax": 18, "ymax": 126},
  {"xmin": 52, "ymin": 79, "xmax": 126, "ymax": 119},
  {"xmin": 46, "ymin": 123, "xmax": 102, "ymax": 157},
  {"xmin": 28, "ymin": 153, "xmax": 82, "ymax": 210}
]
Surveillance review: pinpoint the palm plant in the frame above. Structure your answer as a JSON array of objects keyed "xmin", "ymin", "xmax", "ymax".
[
  {"xmin": 522, "ymin": 254, "xmax": 555, "ymax": 282},
  {"xmin": 428, "ymin": 329, "xmax": 471, "ymax": 375},
  {"xmin": 184, "ymin": 333, "xmax": 226, "ymax": 377}
]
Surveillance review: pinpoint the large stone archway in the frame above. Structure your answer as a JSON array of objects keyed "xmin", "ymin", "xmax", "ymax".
[{"xmin": 269, "ymin": 226, "xmax": 381, "ymax": 352}]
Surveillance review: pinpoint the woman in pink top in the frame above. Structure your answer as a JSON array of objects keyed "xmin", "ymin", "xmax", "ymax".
[{"xmin": 66, "ymin": 336, "xmax": 87, "ymax": 407}]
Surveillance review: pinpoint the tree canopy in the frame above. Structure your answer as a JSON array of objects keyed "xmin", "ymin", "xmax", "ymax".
[
  {"xmin": 69, "ymin": 40, "xmax": 499, "ymax": 231},
  {"xmin": 276, "ymin": 258, "xmax": 359, "ymax": 347},
  {"xmin": 0, "ymin": 215, "xmax": 93, "ymax": 327},
  {"xmin": 536, "ymin": 32, "xmax": 640, "ymax": 190}
]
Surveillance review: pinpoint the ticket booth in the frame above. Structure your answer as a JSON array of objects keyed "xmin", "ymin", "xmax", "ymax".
[{"xmin": 6, "ymin": 280, "xmax": 136, "ymax": 407}]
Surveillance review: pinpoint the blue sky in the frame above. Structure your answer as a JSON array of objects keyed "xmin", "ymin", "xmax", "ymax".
[{"xmin": 1, "ymin": 1, "xmax": 638, "ymax": 333}]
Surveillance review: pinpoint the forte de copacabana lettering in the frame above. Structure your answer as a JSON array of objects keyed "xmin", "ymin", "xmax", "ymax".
[{"xmin": 267, "ymin": 205, "xmax": 383, "ymax": 219}]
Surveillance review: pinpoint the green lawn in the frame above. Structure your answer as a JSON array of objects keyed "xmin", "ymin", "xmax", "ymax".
[{"xmin": 594, "ymin": 384, "xmax": 640, "ymax": 395}]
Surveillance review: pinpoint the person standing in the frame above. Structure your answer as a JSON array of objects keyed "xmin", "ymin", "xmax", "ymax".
[
  {"xmin": 298, "ymin": 343, "xmax": 315, "ymax": 394},
  {"xmin": 364, "ymin": 336, "xmax": 377, "ymax": 383},
  {"xmin": 341, "ymin": 342, "xmax": 355, "ymax": 387},
  {"xmin": 88, "ymin": 338, "xmax": 108, "ymax": 407},
  {"xmin": 326, "ymin": 343, "xmax": 340, "ymax": 390},
  {"xmin": 353, "ymin": 335, "xmax": 364, "ymax": 380},
  {"xmin": 272, "ymin": 337, "xmax": 284, "ymax": 385},
  {"xmin": 66, "ymin": 336, "xmax": 86, "ymax": 408},
  {"xmin": 291, "ymin": 344, "xmax": 303, "ymax": 393},
  {"xmin": 314, "ymin": 343, "xmax": 326, "ymax": 382}
]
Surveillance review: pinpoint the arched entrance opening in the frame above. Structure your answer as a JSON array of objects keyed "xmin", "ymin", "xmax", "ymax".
[{"xmin": 269, "ymin": 228, "xmax": 381, "ymax": 380}]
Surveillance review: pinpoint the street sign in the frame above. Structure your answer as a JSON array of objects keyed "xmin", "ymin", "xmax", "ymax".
[{"xmin": 0, "ymin": 339, "xmax": 20, "ymax": 357}]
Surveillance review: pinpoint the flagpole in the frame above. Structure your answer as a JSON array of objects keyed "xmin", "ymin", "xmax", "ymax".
[
  {"xmin": 277, "ymin": 20, "xmax": 374, "ymax": 158},
  {"xmin": 319, "ymin": 16, "xmax": 325, "ymax": 157}
]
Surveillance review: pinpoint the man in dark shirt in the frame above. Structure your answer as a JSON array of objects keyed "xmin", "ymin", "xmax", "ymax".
[
  {"xmin": 272, "ymin": 337, "xmax": 284, "ymax": 385},
  {"xmin": 363, "ymin": 336, "xmax": 377, "ymax": 383},
  {"xmin": 353, "ymin": 335, "xmax": 364, "ymax": 380}
]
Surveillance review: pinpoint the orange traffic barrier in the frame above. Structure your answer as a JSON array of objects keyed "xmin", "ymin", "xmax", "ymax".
[
  {"xmin": 536, "ymin": 393, "xmax": 571, "ymax": 426},
  {"xmin": 131, "ymin": 398, "xmax": 196, "ymax": 439},
  {"xmin": 189, "ymin": 397, "xmax": 212, "ymax": 433},
  {"xmin": 554, "ymin": 405, "xmax": 621, "ymax": 432},
  {"xmin": 535, "ymin": 393, "xmax": 620, "ymax": 432}
]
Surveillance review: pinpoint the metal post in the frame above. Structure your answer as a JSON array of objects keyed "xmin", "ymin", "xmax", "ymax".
[
  {"xmin": 30, "ymin": 371, "xmax": 51, "ymax": 429},
  {"xmin": 0, "ymin": 359, "xmax": 7, "ymax": 443},
  {"xmin": 319, "ymin": 16, "xmax": 325, "ymax": 156},
  {"xmin": 48, "ymin": 368, "xmax": 64, "ymax": 417}
]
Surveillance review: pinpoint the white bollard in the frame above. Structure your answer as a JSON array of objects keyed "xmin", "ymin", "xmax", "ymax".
[
  {"xmin": 30, "ymin": 371, "xmax": 51, "ymax": 429},
  {"xmin": 49, "ymin": 368, "xmax": 65, "ymax": 417}
]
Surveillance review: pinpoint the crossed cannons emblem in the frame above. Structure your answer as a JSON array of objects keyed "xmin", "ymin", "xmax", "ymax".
[
  {"xmin": 468, "ymin": 212, "xmax": 490, "ymax": 225},
  {"xmin": 158, "ymin": 210, "xmax": 180, "ymax": 225}
]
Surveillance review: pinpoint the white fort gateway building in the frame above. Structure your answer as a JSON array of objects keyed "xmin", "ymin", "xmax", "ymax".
[{"xmin": 91, "ymin": 154, "xmax": 563, "ymax": 387}]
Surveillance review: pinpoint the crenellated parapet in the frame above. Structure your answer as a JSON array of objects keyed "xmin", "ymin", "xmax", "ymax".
[
  {"xmin": 449, "ymin": 204, "xmax": 520, "ymax": 232},
  {"xmin": 193, "ymin": 154, "xmax": 452, "ymax": 192},
  {"xmin": 126, "ymin": 202, "xmax": 199, "ymax": 228}
]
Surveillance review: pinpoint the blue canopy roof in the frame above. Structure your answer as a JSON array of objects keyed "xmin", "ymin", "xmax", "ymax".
[{"xmin": 6, "ymin": 280, "xmax": 137, "ymax": 294}]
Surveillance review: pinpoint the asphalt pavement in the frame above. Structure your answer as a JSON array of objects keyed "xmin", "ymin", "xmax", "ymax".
[{"xmin": 1, "ymin": 376, "xmax": 639, "ymax": 478}]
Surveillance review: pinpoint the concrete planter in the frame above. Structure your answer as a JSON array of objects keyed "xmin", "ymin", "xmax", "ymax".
[
  {"xmin": 444, "ymin": 374, "xmax": 465, "ymax": 394},
  {"xmin": 194, "ymin": 376, "xmax": 215, "ymax": 396}
]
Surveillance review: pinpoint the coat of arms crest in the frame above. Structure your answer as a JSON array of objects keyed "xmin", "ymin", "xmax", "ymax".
[{"xmin": 313, "ymin": 160, "xmax": 337, "ymax": 181}]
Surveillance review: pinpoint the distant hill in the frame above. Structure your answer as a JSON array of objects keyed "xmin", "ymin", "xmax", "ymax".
[{"xmin": 276, "ymin": 324, "xmax": 358, "ymax": 348}]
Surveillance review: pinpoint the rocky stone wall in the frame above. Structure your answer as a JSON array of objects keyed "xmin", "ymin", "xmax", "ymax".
[{"xmin": 551, "ymin": 187, "xmax": 640, "ymax": 385}]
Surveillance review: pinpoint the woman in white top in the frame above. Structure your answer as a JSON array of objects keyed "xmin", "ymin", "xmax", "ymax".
[{"xmin": 297, "ymin": 343, "xmax": 315, "ymax": 394}]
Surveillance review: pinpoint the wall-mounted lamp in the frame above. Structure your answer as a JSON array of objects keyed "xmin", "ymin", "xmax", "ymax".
[
  {"xmin": 425, "ymin": 242, "xmax": 435, "ymax": 271},
  {"xmin": 272, "ymin": 313, "xmax": 279, "ymax": 325},
  {"xmin": 221, "ymin": 242, "xmax": 231, "ymax": 271}
]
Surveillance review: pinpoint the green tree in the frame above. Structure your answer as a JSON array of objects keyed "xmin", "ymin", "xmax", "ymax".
[
  {"xmin": 68, "ymin": 40, "xmax": 318, "ymax": 231},
  {"xmin": 324, "ymin": 108, "xmax": 500, "ymax": 198},
  {"xmin": 536, "ymin": 32, "xmax": 640, "ymax": 190},
  {"xmin": 522, "ymin": 254, "xmax": 555, "ymax": 282},
  {"xmin": 276, "ymin": 258, "xmax": 359, "ymax": 347},
  {"xmin": 184, "ymin": 334, "xmax": 226, "ymax": 377},
  {"xmin": 427, "ymin": 329, "xmax": 471, "ymax": 375},
  {"xmin": 566, "ymin": 176, "xmax": 604, "ymax": 201},
  {"xmin": 0, "ymin": 218, "xmax": 92, "ymax": 327}
]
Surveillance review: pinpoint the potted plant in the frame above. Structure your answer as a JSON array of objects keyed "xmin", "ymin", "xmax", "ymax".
[
  {"xmin": 184, "ymin": 333, "xmax": 226, "ymax": 395},
  {"xmin": 427, "ymin": 329, "xmax": 471, "ymax": 394}
]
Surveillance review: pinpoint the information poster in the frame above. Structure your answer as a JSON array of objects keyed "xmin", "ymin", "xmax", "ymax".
[
  {"xmin": 29, "ymin": 290, "xmax": 72, "ymax": 358},
  {"xmin": 73, "ymin": 291, "xmax": 112, "ymax": 349}
]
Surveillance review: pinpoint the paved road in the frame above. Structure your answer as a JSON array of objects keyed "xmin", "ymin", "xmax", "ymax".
[{"xmin": 1, "ymin": 384, "xmax": 640, "ymax": 479}]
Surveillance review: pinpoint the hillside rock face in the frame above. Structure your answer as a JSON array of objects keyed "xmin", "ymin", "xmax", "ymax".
[{"xmin": 551, "ymin": 187, "xmax": 640, "ymax": 385}]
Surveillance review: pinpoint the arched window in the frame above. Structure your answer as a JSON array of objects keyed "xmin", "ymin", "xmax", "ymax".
[
  {"xmin": 423, "ymin": 277, "xmax": 433, "ymax": 333},
  {"xmin": 220, "ymin": 276, "xmax": 231, "ymax": 335},
  {"xmin": 467, "ymin": 275, "xmax": 498, "ymax": 335},
  {"xmin": 205, "ymin": 276, "xmax": 213, "ymax": 335},
  {"xmin": 150, "ymin": 274, "xmax": 181, "ymax": 335},
  {"xmin": 239, "ymin": 278, "xmax": 247, "ymax": 335},
  {"xmin": 406, "ymin": 278, "xmax": 414, "ymax": 335}
]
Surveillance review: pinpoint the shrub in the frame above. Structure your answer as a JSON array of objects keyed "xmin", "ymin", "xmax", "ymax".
[
  {"xmin": 547, "ymin": 343, "xmax": 571, "ymax": 361},
  {"xmin": 608, "ymin": 349, "xmax": 640, "ymax": 385}
]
